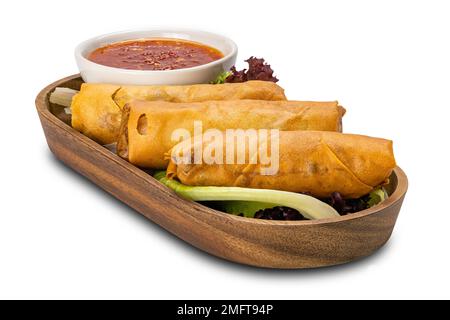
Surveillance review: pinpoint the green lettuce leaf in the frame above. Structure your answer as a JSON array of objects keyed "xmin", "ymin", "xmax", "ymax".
[
  {"xmin": 214, "ymin": 201, "xmax": 277, "ymax": 218},
  {"xmin": 367, "ymin": 188, "xmax": 388, "ymax": 207},
  {"xmin": 210, "ymin": 71, "xmax": 232, "ymax": 84}
]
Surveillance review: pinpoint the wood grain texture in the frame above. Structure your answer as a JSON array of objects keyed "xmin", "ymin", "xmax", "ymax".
[{"xmin": 36, "ymin": 75, "xmax": 408, "ymax": 269}]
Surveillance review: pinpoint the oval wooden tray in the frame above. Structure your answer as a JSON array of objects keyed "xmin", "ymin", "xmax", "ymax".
[{"xmin": 36, "ymin": 74, "xmax": 408, "ymax": 269}]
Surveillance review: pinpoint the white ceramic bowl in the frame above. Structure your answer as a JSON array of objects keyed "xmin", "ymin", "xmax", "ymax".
[{"xmin": 75, "ymin": 29, "xmax": 238, "ymax": 85}]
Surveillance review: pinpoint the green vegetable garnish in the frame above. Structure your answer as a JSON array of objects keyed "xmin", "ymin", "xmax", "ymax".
[
  {"xmin": 210, "ymin": 71, "xmax": 232, "ymax": 84},
  {"xmin": 367, "ymin": 187, "xmax": 388, "ymax": 207},
  {"xmin": 214, "ymin": 201, "xmax": 278, "ymax": 218},
  {"xmin": 154, "ymin": 171, "xmax": 339, "ymax": 220}
]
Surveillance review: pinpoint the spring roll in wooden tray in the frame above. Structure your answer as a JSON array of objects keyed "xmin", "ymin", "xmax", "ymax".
[
  {"xmin": 71, "ymin": 80, "xmax": 286, "ymax": 144},
  {"xmin": 36, "ymin": 75, "xmax": 407, "ymax": 269},
  {"xmin": 118, "ymin": 99, "xmax": 345, "ymax": 169},
  {"xmin": 167, "ymin": 131, "xmax": 395, "ymax": 199}
]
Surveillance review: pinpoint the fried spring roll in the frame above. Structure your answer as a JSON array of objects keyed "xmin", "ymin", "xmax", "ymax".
[
  {"xmin": 71, "ymin": 81, "xmax": 287, "ymax": 144},
  {"xmin": 167, "ymin": 131, "xmax": 396, "ymax": 199},
  {"xmin": 117, "ymin": 100, "xmax": 346, "ymax": 169}
]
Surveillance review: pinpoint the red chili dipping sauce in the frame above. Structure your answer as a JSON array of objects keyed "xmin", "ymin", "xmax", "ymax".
[{"xmin": 88, "ymin": 39, "xmax": 224, "ymax": 71}]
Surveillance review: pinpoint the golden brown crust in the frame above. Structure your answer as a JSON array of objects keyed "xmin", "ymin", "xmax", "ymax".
[
  {"xmin": 168, "ymin": 131, "xmax": 396, "ymax": 199},
  {"xmin": 114, "ymin": 80, "xmax": 286, "ymax": 105},
  {"xmin": 71, "ymin": 81, "xmax": 287, "ymax": 145},
  {"xmin": 71, "ymin": 83, "xmax": 122, "ymax": 144},
  {"xmin": 116, "ymin": 104, "xmax": 131, "ymax": 160},
  {"xmin": 122, "ymin": 99, "xmax": 345, "ymax": 169}
]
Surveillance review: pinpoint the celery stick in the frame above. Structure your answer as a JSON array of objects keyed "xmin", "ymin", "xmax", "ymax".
[
  {"xmin": 49, "ymin": 87, "xmax": 79, "ymax": 108},
  {"xmin": 154, "ymin": 171, "xmax": 339, "ymax": 220}
]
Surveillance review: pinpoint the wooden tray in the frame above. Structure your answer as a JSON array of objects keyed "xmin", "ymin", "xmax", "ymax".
[{"xmin": 36, "ymin": 74, "xmax": 408, "ymax": 269}]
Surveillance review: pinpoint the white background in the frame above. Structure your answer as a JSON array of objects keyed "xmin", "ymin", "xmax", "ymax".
[{"xmin": 1, "ymin": 0, "xmax": 449, "ymax": 300}]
